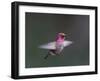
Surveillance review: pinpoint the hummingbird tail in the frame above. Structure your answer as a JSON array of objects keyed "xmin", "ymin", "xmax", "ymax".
[{"xmin": 44, "ymin": 53, "xmax": 49, "ymax": 59}]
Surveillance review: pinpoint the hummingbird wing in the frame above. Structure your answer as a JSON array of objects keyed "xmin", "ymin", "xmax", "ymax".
[
  {"xmin": 63, "ymin": 40, "xmax": 73, "ymax": 47},
  {"xmin": 39, "ymin": 42, "xmax": 56, "ymax": 50}
]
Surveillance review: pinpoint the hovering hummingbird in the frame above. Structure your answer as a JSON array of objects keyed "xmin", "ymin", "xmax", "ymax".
[{"xmin": 39, "ymin": 33, "xmax": 73, "ymax": 59}]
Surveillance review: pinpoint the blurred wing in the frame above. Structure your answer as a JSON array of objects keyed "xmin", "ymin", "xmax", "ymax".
[
  {"xmin": 63, "ymin": 40, "xmax": 73, "ymax": 47},
  {"xmin": 39, "ymin": 42, "xmax": 56, "ymax": 50}
]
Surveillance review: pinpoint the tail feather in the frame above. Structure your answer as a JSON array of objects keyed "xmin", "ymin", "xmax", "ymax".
[
  {"xmin": 44, "ymin": 50, "xmax": 56, "ymax": 59},
  {"xmin": 44, "ymin": 54, "xmax": 49, "ymax": 59}
]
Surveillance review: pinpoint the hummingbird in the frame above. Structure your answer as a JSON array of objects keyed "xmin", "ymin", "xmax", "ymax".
[{"xmin": 39, "ymin": 33, "xmax": 73, "ymax": 59}]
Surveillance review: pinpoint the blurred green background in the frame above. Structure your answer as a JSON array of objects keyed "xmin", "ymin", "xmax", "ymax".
[{"xmin": 25, "ymin": 12, "xmax": 89, "ymax": 68}]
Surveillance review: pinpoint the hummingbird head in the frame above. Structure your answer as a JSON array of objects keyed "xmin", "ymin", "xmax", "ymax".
[
  {"xmin": 56, "ymin": 33, "xmax": 66, "ymax": 41},
  {"xmin": 58, "ymin": 33, "xmax": 66, "ymax": 39}
]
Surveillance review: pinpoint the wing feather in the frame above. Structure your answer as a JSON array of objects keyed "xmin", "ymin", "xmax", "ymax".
[
  {"xmin": 39, "ymin": 42, "xmax": 56, "ymax": 49},
  {"xmin": 39, "ymin": 40, "xmax": 73, "ymax": 50},
  {"xmin": 63, "ymin": 40, "xmax": 73, "ymax": 47}
]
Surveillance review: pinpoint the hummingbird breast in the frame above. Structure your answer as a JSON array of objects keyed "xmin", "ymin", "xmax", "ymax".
[{"xmin": 56, "ymin": 42, "xmax": 64, "ymax": 54}]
